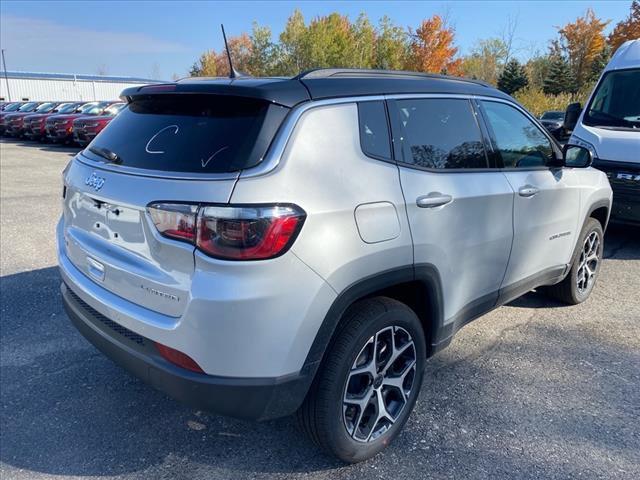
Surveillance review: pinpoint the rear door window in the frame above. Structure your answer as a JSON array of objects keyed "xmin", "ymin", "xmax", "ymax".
[
  {"xmin": 84, "ymin": 94, "xmax": 288, "ymax": 173},
  {"xmin": 391, "ymin": 98, "xmax": 488, "ymax": 169}
]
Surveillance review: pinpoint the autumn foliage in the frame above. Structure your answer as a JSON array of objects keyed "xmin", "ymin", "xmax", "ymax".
[
  {"xmin": 408, "ymin": 16, "xmax": 462, "ymax": 75},
  {"xmin": 189, "ymin": 1, "xmax": 639, "ymax": 101},
  {"xmin": 558, "ymin": 9, "xmax": 610, "ymax": 90},
  {"xmin": 608, "ymin": 0, "xmax": 640, "ymax": 51}
]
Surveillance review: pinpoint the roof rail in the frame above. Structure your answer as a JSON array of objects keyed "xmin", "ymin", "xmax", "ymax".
[{"xmin": 294, "ymin": 68, "xmax": 490, "ymax": 87}]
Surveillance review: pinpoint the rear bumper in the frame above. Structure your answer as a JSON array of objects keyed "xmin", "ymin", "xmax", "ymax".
[{"xmin": 62, "ymin": 281, "xmax": 313, "ymax": 420}]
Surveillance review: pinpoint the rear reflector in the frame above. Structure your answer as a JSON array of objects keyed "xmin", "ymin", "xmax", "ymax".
[
  {"xmin": 147, "ymin": 203, "xmax": 305, "ymax": 260},
  {"xmin": 154, "ymin": 342, "xmax": 204, "ymax": 373}
]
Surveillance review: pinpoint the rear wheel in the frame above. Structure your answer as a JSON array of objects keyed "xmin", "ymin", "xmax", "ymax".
[
  {"xmin": 296, "ymin": 297, "xmax": 425, "ymax": 463},
  {"xmin": 545, "ymin": 218, "xmax": 603, "ymax": 304}
]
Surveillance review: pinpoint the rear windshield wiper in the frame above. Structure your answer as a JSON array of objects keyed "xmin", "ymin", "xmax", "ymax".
[{"xmin": 88, "ymin": 146, "xmax": 122, "ymax": 164}]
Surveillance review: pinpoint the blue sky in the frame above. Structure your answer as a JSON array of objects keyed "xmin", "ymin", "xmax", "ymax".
[{"xmin": 0, "ymin": 1, "xmax": 632, "ymax": 80}]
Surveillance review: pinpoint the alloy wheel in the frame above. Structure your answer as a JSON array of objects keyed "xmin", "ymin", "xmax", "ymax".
[
  {"xmin": 577, "ymin": 231, "xmax": 600, "ymax": 294},
  {"xmin": 342, "ymin": 326, "xmax": 417, "ymax": 442}
]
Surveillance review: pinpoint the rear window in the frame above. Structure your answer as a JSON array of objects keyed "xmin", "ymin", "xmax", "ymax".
[{"xmin": 84, "ymin": 94, "xmax": 289, "ymax": 173}]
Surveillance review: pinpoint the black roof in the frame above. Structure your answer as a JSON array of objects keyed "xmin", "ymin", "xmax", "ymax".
[{"xmin": 120, "ymin": 69, "xmax": 511, "ymax": 107}]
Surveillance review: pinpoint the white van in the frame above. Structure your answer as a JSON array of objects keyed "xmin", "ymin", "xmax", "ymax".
[{"xmin": 567, "ymin": 39, "xmax": 639, "ymax": 225}]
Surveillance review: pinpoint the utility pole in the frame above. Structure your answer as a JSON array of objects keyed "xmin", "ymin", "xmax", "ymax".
[{"xmin": 1, "ymin": 49, "xmax": 11, "ymax": 101}]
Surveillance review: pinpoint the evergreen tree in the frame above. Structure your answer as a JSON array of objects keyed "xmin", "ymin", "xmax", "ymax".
[
  {"xmin": 543, "ymin": 55, "xmax": 573, "ymax": 95},
  {"xmin": 589, "ymin": 45, "xmax": 611, "ymax": 82},
  {"xmin": 497, "ymin": 59, "xmax": 528, "ymax": 94}
]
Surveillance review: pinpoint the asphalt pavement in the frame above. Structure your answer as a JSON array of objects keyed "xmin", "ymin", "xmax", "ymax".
[{"xmin": 1, "ymin": 138, "xmax": 639, "ymax": 479}]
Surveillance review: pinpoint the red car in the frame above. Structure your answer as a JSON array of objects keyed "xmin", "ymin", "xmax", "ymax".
[
  {"xmin": 23, "ymin": 102, "xmax": 84, "ymax": 141},
  {"xmin": 45, "ymin": 101, "xmax": 116, "ymax": 144},
  {"xmin": 4, "ymin": 102, "xmax": 60, "ymax": 138},
  {"xmin": 72, "ymin": 102, "xmax": 126, "ymax": 146},
  {"xmin": 0, "ymin": 102, "xmax": 32, "ymax": 136}
]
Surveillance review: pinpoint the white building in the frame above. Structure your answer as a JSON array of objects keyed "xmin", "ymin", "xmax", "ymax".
[{"xmin": 0, "ymin": 71, "xmax": 160, "ymax": 102}]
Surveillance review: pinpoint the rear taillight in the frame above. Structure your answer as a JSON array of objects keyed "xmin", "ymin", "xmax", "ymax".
[
  {"xmin": 148, "ymin": 203, "xmax": 197, "ymax": 241},
  {"xmin": 154, "ymin": 342, "xmax": 204, "ymax": 373},
  {"xmin": 147, "ymin": 203, "xmax": 305, "ymax": 260}
]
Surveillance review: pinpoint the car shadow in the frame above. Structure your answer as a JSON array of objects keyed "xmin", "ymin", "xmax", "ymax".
[
  {"xmin": 0, "ymin": 267, "xmax": 342, "ymax": 477},
  {"xmin": 2, "ymin": 263, "xmax": 638, "ymax": 478}
]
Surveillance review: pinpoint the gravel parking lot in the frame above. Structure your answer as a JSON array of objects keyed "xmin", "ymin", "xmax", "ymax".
[{"xmin": 1, "ymin": 138, "xmax": 639, "ymax": 480}]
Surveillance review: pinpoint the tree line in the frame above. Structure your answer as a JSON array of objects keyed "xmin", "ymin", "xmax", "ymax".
[{"xmin": 189, "ymin": 2, "xmax": 639, "ymax": 115}]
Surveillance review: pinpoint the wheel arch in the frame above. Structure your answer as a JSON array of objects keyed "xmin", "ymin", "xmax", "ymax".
[
  {"xmin": 302, "ymin": 265, "xmax": 445, "ymax": 377},
  {"xmin": 588, "ymin": 202, "xmax": 610, "ymax": 231},
  {"xmin": 565, "ymin": 199, "xmax": 610, "ymax": 272}
]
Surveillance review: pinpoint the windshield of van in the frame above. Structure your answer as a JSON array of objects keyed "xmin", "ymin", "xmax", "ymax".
[
  {"xmin": 83, "ymin": 94, "xmax": 289, "ymax": 173},
  {"xmin": 584, "ymin": 68, "xmax": 640, "ymax": 130}
]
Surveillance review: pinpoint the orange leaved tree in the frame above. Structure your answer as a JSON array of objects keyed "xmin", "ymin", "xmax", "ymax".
[{"xmin": 408, "ymin": 15, "xmax": 462, "ymax": 75}]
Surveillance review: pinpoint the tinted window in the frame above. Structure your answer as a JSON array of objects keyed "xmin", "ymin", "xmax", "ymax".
[
  {"xmin": 85, "ymin": 94, "xmax": 288, "ymax": 173},
  {"xmin": 394, "ymin": 98, "xmax": 487, "ymax": 169},
  {"xmin": 481, "ymin": 101, "xmax": 553, "ymax": 168},
  {"xmin": 358, "ymin": 101, "xmax": 391, "ymax": 159}
]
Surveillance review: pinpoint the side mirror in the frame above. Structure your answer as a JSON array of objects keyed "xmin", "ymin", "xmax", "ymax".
[
  {"xmin": 563, "ymin": 144, "xmax": 593, "ymax": 168},
  {"xmin": 563, "ymin": 102, "xmax": 582, "ymax": 132}
]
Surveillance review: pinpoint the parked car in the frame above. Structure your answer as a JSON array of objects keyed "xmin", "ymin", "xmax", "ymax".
[
  {"xmin": 0, "ymin": 101, "xmax": 30, "ymax": 135},
  {"xmin": 72, "ymin": 102, "xmax": 126, "ymax": 146},
  {"xmin": 565, "ymin": 39, "xmax": 640, "ymax": 225},
  {"xmin": 24, "ymin": 102, "xmax": 84, "ymax": 141},
  {"xmin": 4, "ymin": 102, "xmax": 60, "ymax": 138},
  {"xmin": 59, "ymin": 70, "xmax": 612, "ymax": 463},
  {"xmin": 46, "ymin": 101, "xmax": 115, "ymax": 144},
  {"xmin": 539, "ymin": 110, "xmax": 566, "ymax": 139}
]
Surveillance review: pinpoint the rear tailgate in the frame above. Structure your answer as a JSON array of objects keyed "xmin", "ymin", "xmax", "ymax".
[
  {"xmin": 60, "ymin": 91, "xmax": 291, "ymax": 317},
  {"xmin": 62, "ymin": 158, "xmax": 238, "ymax": 317}
]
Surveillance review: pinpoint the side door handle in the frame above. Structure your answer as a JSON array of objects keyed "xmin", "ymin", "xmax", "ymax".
[
  {"xmin": 518, "ymin": 185, "xmax": 539, "ymax": 197},
  {"xmin": 416, "ymin": 193, "xmax": 453, "ymax": 208}
]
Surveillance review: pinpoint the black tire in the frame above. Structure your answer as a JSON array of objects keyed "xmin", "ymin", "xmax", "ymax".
[
  {"xmin": 545, "ymin": 217, "xmax": 604, "ymax": 305},
  {"xmin": 296, "ymin": 297, "xmax": 426, "ymax": 463}
]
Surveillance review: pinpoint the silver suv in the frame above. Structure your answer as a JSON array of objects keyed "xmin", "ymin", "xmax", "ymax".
[{"xmin": 58, "ymin": 69, "xmax": 612, "ymax": 463}]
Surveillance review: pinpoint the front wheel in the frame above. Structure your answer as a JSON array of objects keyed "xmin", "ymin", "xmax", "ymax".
[
  {"xmin": 546, "ymin": 217, "xmax": 604, "ymax": 304},
  {"xmin": 296, "ymin": 297, "xmax": 426, "ymax": 463}
]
